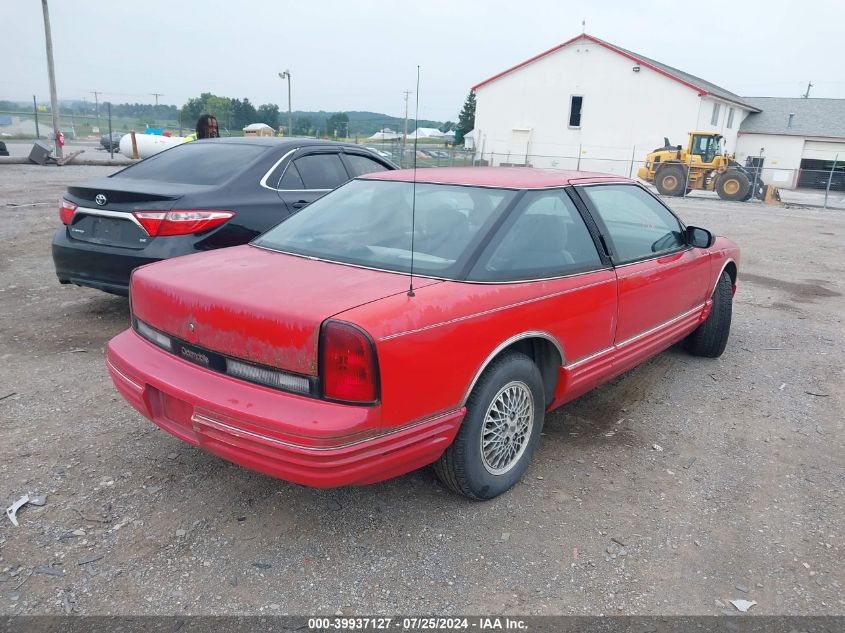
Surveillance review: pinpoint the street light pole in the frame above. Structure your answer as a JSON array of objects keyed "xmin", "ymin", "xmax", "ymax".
[
  {"xmin": 40, "ymin": 0, "xmax": 62, "ymax": 158},
  {"xmin": 278, "ymin": 71, "xmax": 292, "ymax": 137}
]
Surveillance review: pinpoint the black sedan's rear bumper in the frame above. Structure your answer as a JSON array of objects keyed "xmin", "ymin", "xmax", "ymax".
[{"xmin": 52, "ymin": 228, "xmax": 160, "ymax": 296}]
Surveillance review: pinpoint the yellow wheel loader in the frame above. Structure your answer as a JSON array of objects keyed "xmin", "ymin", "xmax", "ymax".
[{"xmin": 638, "ymin": 132, "xmax": 780, "ymax": 203}]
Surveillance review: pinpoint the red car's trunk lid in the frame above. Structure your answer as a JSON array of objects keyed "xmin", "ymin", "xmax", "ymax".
[{"xmin": 130, "ymin": 245, "xmax": 438, "ymax": 375}]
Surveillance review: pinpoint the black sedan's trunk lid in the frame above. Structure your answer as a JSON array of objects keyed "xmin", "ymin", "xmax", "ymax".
[{"xmin": 64, "ymin": 179, "xmax": 212, "ymax": 250}]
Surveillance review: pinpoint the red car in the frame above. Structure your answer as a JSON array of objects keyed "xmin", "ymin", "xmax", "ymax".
[{"xmin": 107, "ymin": 168, "xmax": 739, "ymax": 499}]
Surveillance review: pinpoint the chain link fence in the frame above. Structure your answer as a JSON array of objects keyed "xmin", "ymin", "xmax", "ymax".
[
  {"xmin": 359, "ymin": 142, "xmax": 844, "ymax": 208},
  {"xmin": 1, "ymin": 109, "xmax": 192, "ymax": 140}
]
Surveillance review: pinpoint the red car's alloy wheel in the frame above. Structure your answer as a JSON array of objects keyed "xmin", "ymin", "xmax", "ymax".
[
  {"xmin": 480, "ymin": 381, "xmax": 534, "ymax": 475},
  {"xmin": 434, "ymin": 351, "xmax": 545, "ymax": 499}
]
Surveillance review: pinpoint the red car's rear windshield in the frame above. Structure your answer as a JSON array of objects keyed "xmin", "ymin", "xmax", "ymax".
[{"xmin": 253, "ymin": 179, "xmax": 517, "ymax": 280}]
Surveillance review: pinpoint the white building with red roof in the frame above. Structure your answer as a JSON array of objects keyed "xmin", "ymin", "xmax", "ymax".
[{"xmin": 471, "ymin": 33, "xmax": 760, "ymax": 174}]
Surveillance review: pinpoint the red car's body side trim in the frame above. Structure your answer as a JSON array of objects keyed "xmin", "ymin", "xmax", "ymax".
[
  {"xmin": 554, "ymin": 302, "xmax": 709, "ymax": 406},
  {"xmin": 378, "ymin": 276, "xmax": 612, "ymax": 343},
  {"xmin": 565, "ymin": 302, "xmax": 706, "ymax": 370},
  {"xmin": 617, "ymin": 302, "xmax": 707, "ymax": 350}
]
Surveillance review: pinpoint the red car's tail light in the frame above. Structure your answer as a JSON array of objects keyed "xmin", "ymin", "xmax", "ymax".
[
  {"xmin": 59, "ymin": 198, "xmax": 78, "ymax": 225},
  {"xmin": 132, "ymin": 210, "xmax": 234, "ymax": 236},
  {"xmin": 320, "ymin": 321, "xmax": 379, "ymax": 404}
]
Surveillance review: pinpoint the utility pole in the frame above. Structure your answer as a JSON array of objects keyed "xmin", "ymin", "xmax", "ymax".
[
  {"xmin": 278, "ymin": 71, "xmax": 292, "ymax": 137},
  {"xmin": 802, "ymin": 81, "xmax": 813, "ymax": 98},
  {"xmin": 90, "ymin": 91, "xmax": 101, "ymax": 129},
  {"xmin": 33, "ymin": 95, "xmax": 40, "ymax": 138},
  {"xmin": 41, "ymin": 0, "xmax": 62, "ymax": 158},
  {"xmin": 151, "ymin": 93, "xmax": 163, "ymax": 127}
]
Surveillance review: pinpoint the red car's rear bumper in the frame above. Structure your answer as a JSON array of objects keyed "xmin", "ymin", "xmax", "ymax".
[{"xmin": 107, "ymin": 329, "xmax": 464, "ymax": 487}]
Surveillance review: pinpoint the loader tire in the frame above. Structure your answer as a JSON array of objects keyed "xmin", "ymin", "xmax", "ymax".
[
  {"xmin": 741, "ymin": 177, "xmax": 763, "ymax": 200},
  {"xmin": 655, "ymin": 165, "xmax": 687, "ymax": 196},
  {"xmin": 716, "ymin": 169, "xmax": 751, "ymax": 201}
]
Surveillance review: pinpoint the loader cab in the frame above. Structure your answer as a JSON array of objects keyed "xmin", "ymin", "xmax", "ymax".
[{"xmin": 689, "ymin": 133, "xmax": 723, "ymax": 165}]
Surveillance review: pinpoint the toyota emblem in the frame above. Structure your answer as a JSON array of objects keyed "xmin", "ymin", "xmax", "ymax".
[
  {"xmin": 188, "ymin": 321, "xmax": 195, "ymax": 332},
  {"xmin": 95, "ymin": 194, "xmax": 107, "ymax": 206}
]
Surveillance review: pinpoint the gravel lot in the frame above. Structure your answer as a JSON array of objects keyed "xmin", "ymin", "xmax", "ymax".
[{"xmin": 0, "ymin": 164, "xmax": 842, "ymax": 616}]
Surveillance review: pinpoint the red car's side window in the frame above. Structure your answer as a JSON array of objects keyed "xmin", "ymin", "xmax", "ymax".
[
  {"xmin": 581, "ymin": 185, "xmax": 686, "ymax": 263},
  {"xmin": 469, "ymin": 189, "xmax": 602, "ymax": 281}
]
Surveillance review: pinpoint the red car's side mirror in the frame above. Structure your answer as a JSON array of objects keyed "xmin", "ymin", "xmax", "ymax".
[{"xmin": 686, "ymin": 226, "xmax": 714, "ymax": 248}]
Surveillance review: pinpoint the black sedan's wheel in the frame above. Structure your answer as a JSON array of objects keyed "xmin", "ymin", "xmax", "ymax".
[
  {"xmin": 685, "ymin": 271, "xmax": 733, "ymax": 358},
  {"xmin": 434, "ymin": 351, "xmax": 544, "ymax": 500}
]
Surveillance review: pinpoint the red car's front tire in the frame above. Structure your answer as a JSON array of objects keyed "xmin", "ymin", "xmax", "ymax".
[{"xmin": 685, "ymin": 271, "xmax": 733, "ymax": 358}]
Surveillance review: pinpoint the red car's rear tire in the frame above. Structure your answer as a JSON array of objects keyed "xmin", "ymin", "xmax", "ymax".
[
  {"xmin": 434, "ymin": 351, "xmax": 544, "ymax": 500},
  {"xmin": 685, "ymin": 271, "xmax": 733, "ymax": 358}
]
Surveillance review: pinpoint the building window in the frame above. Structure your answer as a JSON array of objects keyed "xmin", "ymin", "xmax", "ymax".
[
  {"xmin": 710, "ymin": 102, "xmax": 721, "ymax": 126},
  {"xmin": 727, "ymin": 107, "xmax": 735, "ymax": 129},
  {"xmin": 569, "ymin": 95, "xmax": 583, "ymax": 128}
]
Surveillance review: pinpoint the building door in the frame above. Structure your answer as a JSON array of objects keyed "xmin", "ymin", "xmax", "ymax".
[
  {"xmin": 506, "ymin": 129, "xmax": 532, "ymax": 166},
  {"xmin": 799, "ymin": 141, "xmax": 845, "ymax": 190}
]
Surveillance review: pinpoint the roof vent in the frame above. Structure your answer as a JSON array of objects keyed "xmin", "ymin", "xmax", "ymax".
[{"xmin": 788, "ymin": 113, "xmax": 795, "ymax": 128}]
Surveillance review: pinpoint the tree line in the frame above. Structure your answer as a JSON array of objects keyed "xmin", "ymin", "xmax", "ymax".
[{"xmin": 181, "ymin": 94, "xmax": 449, "ymax": 137}]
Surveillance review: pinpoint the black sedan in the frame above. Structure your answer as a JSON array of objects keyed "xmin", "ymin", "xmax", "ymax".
[{"xmin": 52, "ymin": 138, "xmax": 395, "ymax": 295}]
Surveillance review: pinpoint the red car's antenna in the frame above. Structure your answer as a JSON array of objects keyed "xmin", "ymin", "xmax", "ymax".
[{"xmin": 407, "ymin": 65, "xmax": 421, "ymax": 298}]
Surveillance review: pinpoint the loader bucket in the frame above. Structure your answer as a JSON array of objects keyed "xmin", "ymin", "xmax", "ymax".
[{"xmin": 763, "ymin": 185, "xmax": 782, "ymax": 205}]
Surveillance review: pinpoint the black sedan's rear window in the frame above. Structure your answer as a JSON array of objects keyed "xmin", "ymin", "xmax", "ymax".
[{"xmin": 113, "ymin": 142, "xmax": 266, "ymax": 185}]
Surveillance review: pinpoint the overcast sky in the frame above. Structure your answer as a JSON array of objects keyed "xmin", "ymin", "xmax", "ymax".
[{"xmin": 3, "ymin": 0, "xmax": 843, "ymax": 122}]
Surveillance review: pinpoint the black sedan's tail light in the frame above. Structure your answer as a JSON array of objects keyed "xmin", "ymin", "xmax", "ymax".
[
  {"xmin": 59, "ymin": 198, "xmax": 78, "ymax": 225},
  {"xmin": 132, "ymin": 210, "xmax": 235, "ymax": 236}
]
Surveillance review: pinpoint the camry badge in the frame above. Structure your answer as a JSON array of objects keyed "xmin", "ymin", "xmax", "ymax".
[{"xmin": 95, "ymin": 194, "xmax": 107, "ymax": 206}]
